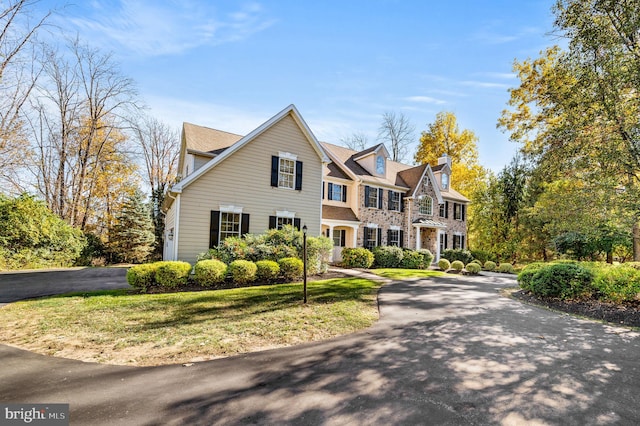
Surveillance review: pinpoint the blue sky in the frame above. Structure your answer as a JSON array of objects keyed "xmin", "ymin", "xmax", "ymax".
[{"xmin": 39, "ymin": 0, "xmax": 557, "ymax": 172}]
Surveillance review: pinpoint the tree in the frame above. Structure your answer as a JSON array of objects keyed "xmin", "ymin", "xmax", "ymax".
[
  {"xmin": 109, "ymin": 191, "xmax": 155, "ymax": 263},
  {"xmin": 340, "ymin": 131, "xmax": 369, "ymax": 151},
  {"xmin": 131, "ymin": 114, "xmax": 179, "ymax": 257},
  {"xmin": 0, "ymin": 0, "xmax": 51, "ymax": 192},
  {"xmin": 378, "ymin": 111, "xmax": 415, "ymax": 163}
]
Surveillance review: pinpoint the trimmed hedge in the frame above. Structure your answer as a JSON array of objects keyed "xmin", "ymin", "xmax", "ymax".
[
  {"xmin": 524, "ymin": 263, "xmax": 594, "ymax": 299},
  {"xmin": 593, "ymin": 266, "xmax": 640, "ymax": 303},
  {"xmin": 401, "ymin": 249, "xmax": 433, "ymax": 269},
  {"xmin": 255, "ymin": 260, "xmax": 280, "ymax": 282},
  {"xmin": 517, "ymin": 263, "xmax": 546, "ymax": 291},
  {"xmin": 483, "ymin": 261, "xmax": 497, "ymax": 271},
  {"xmin": 342, "ymin": 248, "xmax": 374, "ymax": 269},
  {"xmin": 465, "ymin": 263, "xmax": 481, "ymax": 274},
  {"xmin": 155, "ymin": 261, "xmax": 192, "ymax": 288},
  {"xmin": 442, "ymin": 249, "xmax": 474, "ymax": 265},
  {"xmin": 451, "ymin": 260, "xmax": 464, "ymax": 271},
  {"xmin": 498, "ymin": 263, "xmax": 515, "ymax": 274},
  {"xmin": 228, "ymin": 260, "xmax": 257, "ymax": 284},
  {"xmin": 373, "ymin": 246, "xmax": 404, "ymax": 268},
  {"xmin": 194, "ymin": 259, "xmax": 227, "ymax": 287},
  {"xmin": 127, "ymin": 262, "xmax": 159, "ymax": 290},
  {"xmin": 278, "ymin": 257, "xmax": 304, "ymax": 281},
  {"xmin": 438, "ymin": 258, "xmax": 450, "ymax": 271}
]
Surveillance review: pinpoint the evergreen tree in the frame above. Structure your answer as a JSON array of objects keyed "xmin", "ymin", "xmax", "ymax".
[{"xmin": 110, "ymin": 191, "xmax": 155, "ymax": 263}]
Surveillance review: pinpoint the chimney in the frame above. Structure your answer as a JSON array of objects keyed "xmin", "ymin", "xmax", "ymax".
[{"xmin": 437, "ymin": 153, "xmax": 452, "ymax": 169}]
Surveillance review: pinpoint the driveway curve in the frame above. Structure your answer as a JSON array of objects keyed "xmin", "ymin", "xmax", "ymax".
[{"xmin": 1, "ymin": 271, "xmax": 639, "ymax": 425}]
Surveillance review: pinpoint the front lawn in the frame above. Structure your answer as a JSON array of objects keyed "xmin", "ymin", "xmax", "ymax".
[
  {"xmin": 372, "ymin": 268, "xmax": 445, "ymax": 280},
  {"xmin": 0, "ymin": 277, "xmax": 380, "ymax": 366}
]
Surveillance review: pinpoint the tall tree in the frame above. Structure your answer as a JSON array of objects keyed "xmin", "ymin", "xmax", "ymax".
[
  {"xmin": 0, "ymin": 0, "xmax": 50, "ymax": 191},
  {"xmin": 340, "ymin": 131, "xmax": 369, "ymax": 152},
  {"xmin": 378, "ymin": 111, "xmax": 415, "ymax": 163},
  {"xmin": 131, "ymin": 114, "xmax": 179, "ymax": 257},
  {"xmin": 109, "ymin": 190, "xmax": 155, "ymax": 264}
]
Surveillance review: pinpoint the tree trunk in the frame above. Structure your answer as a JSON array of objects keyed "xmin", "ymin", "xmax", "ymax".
[{"xmin": 634, "ymin": 221, "xmax": 640, "ymax": 261}]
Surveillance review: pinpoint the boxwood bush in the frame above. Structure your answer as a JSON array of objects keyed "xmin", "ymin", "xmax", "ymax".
[
  {"xmin": 465, "ymin": 263, "xmax": 481, "ymax": 274},
  {"xmin": 483, "ymin": 260, "xmax": 497, "ymax": 271},
  {"xmin": 126, "ymin": 262, "xmax": 159, "ymax": 291},
  {"xmin": 442, "ymin": 249, "xmax": 474, "ymax": 265},
  {"xmin": 194, "ymin": 259, "xmax": 227, "ymax": 287},
  {"xmin": 278, "ymin": 257, "xmax": 304, "ymax": 281},
  {"xmin": 438, "ymin": 258, "xmax": 450, "ymax": 271},
  {"xmin": 155, "ymin": 261, "xmax": 192, "ymax": 288},
  {"xmin": 342, "ymin": 248, "xmax": 374, "ymax": 268},
  {"xmin": 592, "ymin": 266, "xmax": 640, "ymax": 303},
  {"xmin": 228, "ymin": 260, "xmax": 257, "ymax": 284},
  {"xmin": 451, "ymin": 260, "xmax": 464, "ymax": 271},
  {"xmin": 255, "ymin": 260, "xmax": 280, "ymax": 282},
  {"xmin": 498, "ymin": 263, "xmax": 515, "ymax": 274},
  {"xmin": 373, "ymin": 246, "xmax": 404, "ymax": 268},
  {"xmin": 517, "ymin": 263, "xmax": 546, "ymax": 291},
  {"xmin": 527, "ymin": 263, "xmax": 594, "ymax": 299},
  {"xmin": 401, "ymin": 249, "xmax": 433, "ymax": 269}
]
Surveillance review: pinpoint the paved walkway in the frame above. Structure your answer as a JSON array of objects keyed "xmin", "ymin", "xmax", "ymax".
[{"xmin": 1, "ymin": 269, "xmax": 639, "ymax": 425}]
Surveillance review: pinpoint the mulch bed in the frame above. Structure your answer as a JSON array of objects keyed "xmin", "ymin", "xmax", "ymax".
[{"xmin": 511, "ymin": 290, "xmax": 640, "ymax": 328}]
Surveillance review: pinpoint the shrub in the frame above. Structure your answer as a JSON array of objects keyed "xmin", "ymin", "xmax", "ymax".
[
  {"xmin": 417, "ymin": 249, "xmax": 434, "ymax": 268},
  {"xmin": 593, "ymin": 266, "xmax": 640, "ymax": 303},
  {"xmin": 517, "ymin": 263, "xmax": 546, "ymax": 291},
  {"xmin": 127, "ymin": 263, "xmax": 159, "ymax": 291},
  {"xmin": 465, "ymin": 263, "xmax": 481, "ymax": 274},
  {"xmin": 155, "ymin": 261, "xmax": 192, "ymax": 288},
  {"xmin": 438, "ymin": 258, "xmax": 451, "ymax": 271},
  {"xmin": 470, "ymin": 249, "xmax": 490, "ymax": 264},
  {"xmin": 306, "ymin": 236, "xmax": 333, "ymax": 274},
  {"xmin": 470, "ymin": 259, "xmax": 482, "ymax": 266},
  {"xmin": 373, "ymin": 246, "xmax": 404, "ymax": 268},
  {"xmin": 228, "ymin": 260, "xmax": 257, "ymax": 284},
  {"xmin": 194, "ymin": 259, "xmax": 227, "ymax": 287},
  {"xmin": 529, "ymin": 263, "xmax": 594, "ymax": 299},
  {"xmin": 498, "ymin": 263, "xmax": 515, "ymax": 274},
  {"xmin": 442, "ymin": 249, "xmax": 474, "ymax": 265},
  {"xmin": 278, "ymin": 257, "xmax": 304, "ymax": 281},
  {"xmin": 624, "ymin": 262, "xmax": 640, "ymax": 270},
  {"xmin": 401, "ymin": 249, "xmax": 433, "ymax": 269},
  {"xmin": 484, "ymin": 261, "xmax": 497, "ymax": 271},
  {"xmin": 342, "ymin": 248, "xmax": 374, "ymax": 268},
  {"xmin": 255, "ymin": 260, "xmax": 280, "ymax": 282},
  {"xmin": 451, "ymin": 260, "xmax": 464, "ymax": 271}
]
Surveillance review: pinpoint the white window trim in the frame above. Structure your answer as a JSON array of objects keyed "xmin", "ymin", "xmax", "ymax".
[
  {"xmin": 389, "ymin": 225, "xmax": 401, "ymax": 231},
  {"xmin": 276, "ymin": 210, "xmax": 295, "ymax": 219},
  {"xmin": 389, "ymin": 190, "xmax": 401, "ymax": 211},
  {"xmin": 367, "ymin": 223, "xmax": 379, "ymax": 228},
  {"xmin": 329, "ymin": 183, "xmax": 343, "ymax": 201},
  {"xmin": 278, "ymin": 151, "xmax": 297, "ymax": 161},
  {"xmin": 419, "ymin": 195, "xmax": 433, "ymax": 215},
  {"xmin": 367, "ymin": 186, "xmax": 380, "ymax": 209},
  {"xmin": 220, "ymin": 205, "xmax": 243, "ymax": 214},
  {"xmin": 278, "ymin": 157, "xmax": 296, "ymax": 190}
]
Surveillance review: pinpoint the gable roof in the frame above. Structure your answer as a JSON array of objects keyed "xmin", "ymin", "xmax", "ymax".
[
  {"xmin": 183, "ymin": 122, "xmax": 243, "ymax": 154},
  {"xmin": 172, "ymin": 104, "xmax": 329, "ymax": 193},
  {"xmin": 352, "ymin": 143, "xmax": 390, "ymax": 161}
]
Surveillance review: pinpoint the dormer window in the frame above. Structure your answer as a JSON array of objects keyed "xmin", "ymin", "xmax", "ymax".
[
  {"xmin": 442, "ymin": 173, "xmax": 449, "ymax": 190},
  {"xmin": 376, "ymin": 155, "xmax": 385, "ymax": 175}
]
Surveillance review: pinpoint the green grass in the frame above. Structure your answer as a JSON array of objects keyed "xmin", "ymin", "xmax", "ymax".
[
  {"xmin": 0, "ymin": 277, "xmax": 380, "ymax": 366},
  {"xmin": 371, "ymin": 268, "xmax": 445, "ymax": 279}
]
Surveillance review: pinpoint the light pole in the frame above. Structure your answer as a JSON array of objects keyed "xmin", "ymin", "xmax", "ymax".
[{"xmin": 302, "ymin": 224, "xmax": 307, "ymax": 304}]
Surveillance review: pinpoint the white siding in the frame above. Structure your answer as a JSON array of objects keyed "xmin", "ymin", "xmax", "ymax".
[
  {"xmin": 163, "ymin": 201, "xmax": 177, "ymax": 260},
  {"xmin": 176, "ymin": 114, "xmax": 324, "ymax": 263}
]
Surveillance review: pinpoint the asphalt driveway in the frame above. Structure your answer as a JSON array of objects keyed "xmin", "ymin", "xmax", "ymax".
[{"xmin": 1, "ymin": 270, "xmax": 639, "ymax": 425}]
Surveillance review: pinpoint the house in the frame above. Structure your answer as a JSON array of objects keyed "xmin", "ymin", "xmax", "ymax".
[
  {"xmin": 320, "ymin": 142, "xmax": 469, "ymax": 262},
  {"xmin": 163, "ymin": 104, "xmax": 469, "ymax": 263},
  {"xmin": 163, "ymin": 104, "xmax": 329, "ymax": 262}
]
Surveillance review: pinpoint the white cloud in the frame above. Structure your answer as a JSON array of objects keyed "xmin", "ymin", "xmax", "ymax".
[
  {"xmin": 460, "ymin": 80, "xmax": 511, "ymax": 89},
  {"xmin": 63, "ymin": 1, "xmax": 275, "ymax": 57},
  {"xmin": 404, "ymin": 96, "xmax": 446, "ymax": 105}
]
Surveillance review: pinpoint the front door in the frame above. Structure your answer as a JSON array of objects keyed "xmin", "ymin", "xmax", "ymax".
[{"xmin": 332, "ymin": 229, "xmax": 346, "ymax": 263}]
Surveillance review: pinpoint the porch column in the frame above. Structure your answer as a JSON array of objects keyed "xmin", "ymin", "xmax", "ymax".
[
  {"xmin": 435, "ymin": 231, "xmax": 441, "ymax": 262},
  {"xmin": 415, "ymin": 226, "xmax": 421, "ymax": 250},
  {"xmin": 351, "ymin": 225, "xmax": 358, "ymax": 247}
]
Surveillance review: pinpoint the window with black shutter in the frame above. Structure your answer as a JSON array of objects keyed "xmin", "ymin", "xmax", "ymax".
[{"xmin": 270, "ymin": 155, "xmax": 303, "ymax": 190}]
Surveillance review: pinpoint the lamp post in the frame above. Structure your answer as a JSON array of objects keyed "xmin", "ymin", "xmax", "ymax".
[{"xmin": 302, "ymin": 224, "xmax": 308, "ymax": 304}]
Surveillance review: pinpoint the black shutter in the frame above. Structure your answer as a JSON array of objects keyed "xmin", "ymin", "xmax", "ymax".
[
  {"xmin": 340, "ymin": 230, "xmax": 346, "ymax": 247},
  {"xmin": 387, "ymin": 229, "xmax": 392, "ymax": 245},
  {"xmin": 444, "ymin": 233, "xmax": 448, "ymax": 250},
  {"xmin": 400, "ymin": 193, "xmax": 405, "ymax": 212},
  {"xmin": 462, "ymin": 235, "xmax": 466, "ymax": 250},
  {"xmin": 322, "ymin": 182, "xmax": 325, "ymax": 199},
  {"xmin": 271, "ymin": 156, "xmax": 279, "ymax": 187},
  {"xmin": 378, "ymin": 188, "xmax": 383, "ymax": 209},
  {"xmin": 377, "ymin": 228, "xmax": 382, "ymax": 247},
  {"xmin": 241, "ymin": 214, "xmax": 250, "ymax": 236},
  {"xmin": 399, "ymin": 230, "xmax": 404, "ymax": 248},
  {"xmin": 445, "ymin": 201, "xmax": 449, "ymax": 218},
  {"xmin": 342, "ymin": 186, "xmax": 347, "ymax": 202},
  {"xmin": 294, "ymin": 218, "xmax": 301, "ymax": 230},
  {"xmin": 363, "ymin": 227, "xmax": 370, "ymax": 248},
  {"xmin": 364, "ymin": 186, "xmax": 370, "ymax": 207},
  {"xmin": 209, "ymin": 211, "xmax": 220, "ymax": 248},
  {"xmin": 388, "ymin": 191, "xmax": 393, "ymax": 211},
  {"xmin": 462, "ymin": 204, "xmax": 466, "ymax": 221},
  {"xmin": 269, "ymin": 215, "xmax": 276, "ymax": 230},
  {"xmin": 295, "ymin": 160, "xmax": 303, "ymax": 190},
  {"xmin": 328, "ymin": 183, "xmax": 333, "ymax": 200}
]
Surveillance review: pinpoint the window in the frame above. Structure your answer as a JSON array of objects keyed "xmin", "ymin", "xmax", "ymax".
[
  {"xmin": 271, "ymin": 155, "xmax": 302, "ymax": 190},
  {"xmin": 388, "ymin": 229, "xmax": 403, "ymax": 247},
  {"xmin": 440, "ymin": 232, "xmax": 448, "ymax": 253},
  {"xmin": 363, "ymin": 226, "xmax": 380, "ymax": 251},
  {"xmin": 333, "ymin": 229, "xmax": 346, "ymax": 247},
  {"xmin": 364, "ymin": 186, "xmax": 383, "ymax": 209},
  {"xmin": 454, "ymin": 203, "xmax": 466, "ymax": 221},
  {"xmin": 419, "ymin": 196, "xmax": 433, "ymax": 215},
  {"xmin": 388, "ymin": 191, "xmax": 401, "ymax": 211},
  {"xmin": 442, "ymin": 173, "xmax": 449, "ymax": 190},
  {"xmin": 276, "ymin": 217, "xmax": 293, "ymax": 229},
  {"xmin": 210, "ymin": 210, "xmax": 249, "ymax": 247},
  {"xmin": 328, "ymin": 183, "xmax": 346, "ymax": 202},
  {"xmin": 453, "ymin": 234, "xmax": 465, "ymax": 250},
  {"xmin": 376, "ymin": 155, "xmax": 385, "ymax": 174},
  {"xmin": 439, "ymin": 201, "xmax": 449, "ymax": 218},
  {"xmin": 269, "ymin": 214, "xmax": 301, "ymax": 230}
]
